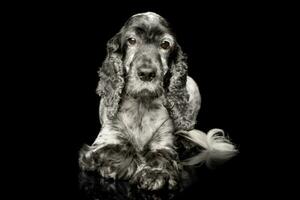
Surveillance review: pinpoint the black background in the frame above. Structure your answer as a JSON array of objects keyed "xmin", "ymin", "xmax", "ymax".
[{"xmin": 7, "ymin": 1, "xmax": 288, "ymax": 199}]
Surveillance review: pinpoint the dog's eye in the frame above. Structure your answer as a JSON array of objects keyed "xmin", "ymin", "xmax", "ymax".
[
  {"xmin": 127, "ymin": 38, "xmax": 136, "ymax": 45},
  {"xmin": 160, "ymin": 41, "xmax": 171, "ymax": 50}
]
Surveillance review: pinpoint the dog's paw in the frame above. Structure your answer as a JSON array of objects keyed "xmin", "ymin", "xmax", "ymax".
[
  {"xmin": 134, "ymin": 167, "xmax": 178, "ymax": 191},
  {"xmin": 98, "ymin": 166, "xmax": 118, "ymax": 179},
  {"xmin": 136, "ymin": 167, "xmax": 168, "ymax": 190}
]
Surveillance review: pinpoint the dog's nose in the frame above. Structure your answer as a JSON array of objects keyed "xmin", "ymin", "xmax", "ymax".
[{"xmin": 137, "ymin": 67, "xmax": 156, "ymax": 82}]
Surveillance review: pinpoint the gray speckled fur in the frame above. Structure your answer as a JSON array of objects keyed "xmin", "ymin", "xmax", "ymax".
[{"xmin": 79, "ymin": 12, "xmax": 201, "ymax": 191}]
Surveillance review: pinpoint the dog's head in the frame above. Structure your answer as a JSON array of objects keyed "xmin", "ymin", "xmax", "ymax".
[
  {"xmin": 122, "ymin": 12, "xmax": 174, "ymax": 99},
  {"xmin": 97, "ymin": 12, "xmax": 191, "ymax": 129}
]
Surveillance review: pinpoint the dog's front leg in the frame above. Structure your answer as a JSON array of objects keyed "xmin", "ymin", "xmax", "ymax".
[
  {"xmin": 79, "ymin": 127, "xmax": 140, "ymax": 180},
  {"xmin": 132, "ymin": 130, "xmax": 180, "ymax": 191}
]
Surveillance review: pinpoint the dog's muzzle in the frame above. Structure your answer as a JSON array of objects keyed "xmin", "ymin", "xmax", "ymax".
[{"xmin": 137, "ymin": 66, "xmax": 157, "ymax": 82}]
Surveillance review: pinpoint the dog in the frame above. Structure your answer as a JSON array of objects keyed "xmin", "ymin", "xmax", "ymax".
[{"xmin": 79, "ymin": 12, "xmax": 237, "ymax": 191}]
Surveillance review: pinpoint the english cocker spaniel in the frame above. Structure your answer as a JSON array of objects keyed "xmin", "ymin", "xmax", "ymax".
[{"xmin": 79, "ymin": 12, "xmax": 237, "ymax": 191}]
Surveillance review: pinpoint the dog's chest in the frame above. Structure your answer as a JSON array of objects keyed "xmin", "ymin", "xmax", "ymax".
[{"xmin": 118, "ymin": 97, "xmax": 172, "ymax": 149}]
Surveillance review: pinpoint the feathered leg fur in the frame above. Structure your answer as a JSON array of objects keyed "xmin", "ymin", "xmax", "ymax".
[{"xmin": 79, "ymin": 127, "xmax": 141, "ymax": 180}]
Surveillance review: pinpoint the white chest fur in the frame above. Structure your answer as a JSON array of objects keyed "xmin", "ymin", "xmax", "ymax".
[{"xmin": 117, "ymin": 96, "xmax": 173, "ymax": 150}]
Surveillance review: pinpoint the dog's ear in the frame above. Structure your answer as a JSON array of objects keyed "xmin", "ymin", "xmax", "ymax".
[
  {"xmin": 164, "ymin": 44, "xmax": 195, "ymax": 130},
  {"xmin": 96, "ymin": 33, "xmax": 125, "ymax": 119}
]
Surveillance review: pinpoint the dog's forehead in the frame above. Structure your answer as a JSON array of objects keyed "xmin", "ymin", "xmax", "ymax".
[
  {"xmin": 132, "ymin": 12, "xmax": 162, "ymax": 24},
  {"xmin": 125, "ymin": 12, "xmax": 169, "ymax": 31}
]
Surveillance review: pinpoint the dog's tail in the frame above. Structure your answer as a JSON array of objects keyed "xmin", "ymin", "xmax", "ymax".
[{"xmin": 176, "ymin": 129, "xmax": 238, "ymax": 168}]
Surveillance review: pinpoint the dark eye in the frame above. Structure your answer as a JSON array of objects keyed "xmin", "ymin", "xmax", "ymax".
[
  {"xmin": 160, "ymin": 40, "xmax": 170, "ymax": 49},
  {"xmin": 127, "ymin": 37, "xmax": 136, "ymax": 45}
]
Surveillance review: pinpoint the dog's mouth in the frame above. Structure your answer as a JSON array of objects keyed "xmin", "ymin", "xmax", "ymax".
[
  {"xmin": 139, "ymin": 89, "xmax": 154, "ymax": 97},
  {"xmin": 131, "ymin": 87, "xmax": 164, "ymax": 100}
]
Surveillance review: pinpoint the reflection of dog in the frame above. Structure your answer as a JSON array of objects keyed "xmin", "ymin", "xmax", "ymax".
[
  {"xmin": 79, "ymin": 12, "xmax": 237, "ymax": 191},
  {"xmin": 79, "ymin": 167, "xmax": 198, "ymax": 200}
]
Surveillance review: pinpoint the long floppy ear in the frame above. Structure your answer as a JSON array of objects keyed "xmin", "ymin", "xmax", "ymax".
[
  {"xmin": 165, "ymin": 44, "xmax": 194, "ymax": 131},
  {"xmin": 96, "ymin": 33, "xmax": 125, "ymax": 119}
]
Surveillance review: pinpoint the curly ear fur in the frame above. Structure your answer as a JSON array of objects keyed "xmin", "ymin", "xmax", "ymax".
[
  {"xmin": 96, "ymin": 33, "xmax": 125, "ymax": 119},
  {"xmin": 165, "ymin": 45, "xmax": 195, "ymax": 131}
]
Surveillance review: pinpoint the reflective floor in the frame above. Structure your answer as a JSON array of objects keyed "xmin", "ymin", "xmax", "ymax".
[
  {"xmin": 79, "ymin": 167, "xmax": 198, "ymax": 200},
  {"xmin": 78, "ymin": 155, "xmax": 242, "ymax": 200}
]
